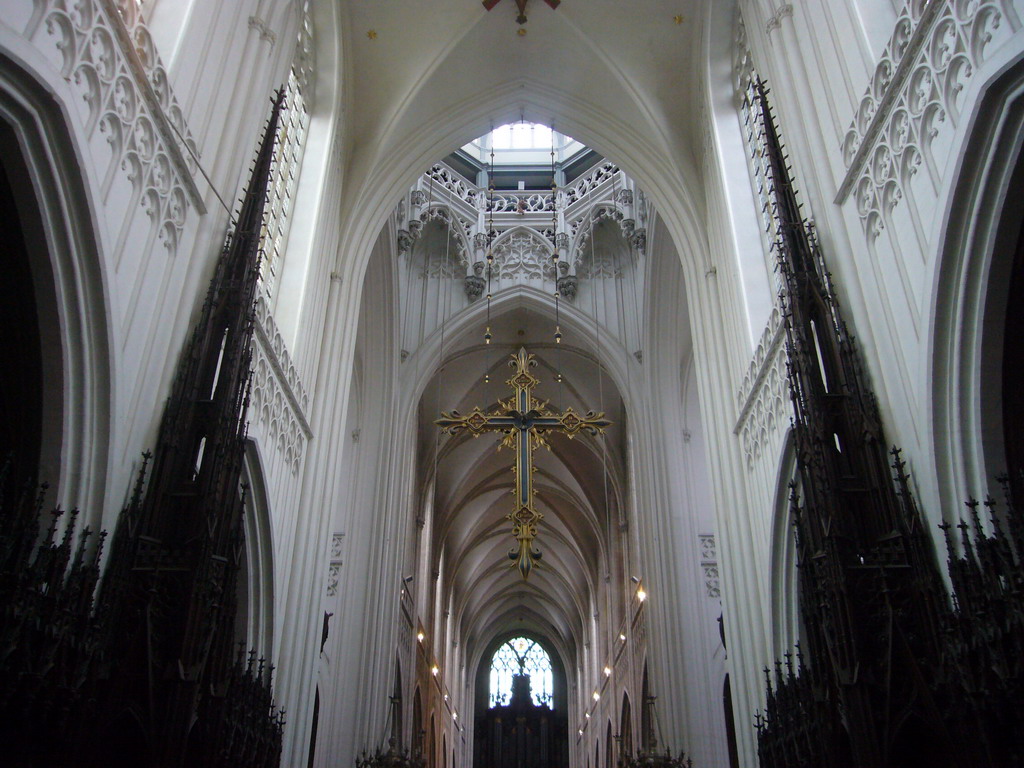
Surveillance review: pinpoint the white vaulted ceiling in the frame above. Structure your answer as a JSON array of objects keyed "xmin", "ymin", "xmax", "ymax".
[
  {"xmin": 324, "ymin": 0, "xmax": 706, "ymax": 712},
  {"xmin": 326, "ymin": 0, "xmax": 710, "ymax": 275},
  {"xmin": 416, "ymin": 304, "xmax": 629, "ymax": 675}
]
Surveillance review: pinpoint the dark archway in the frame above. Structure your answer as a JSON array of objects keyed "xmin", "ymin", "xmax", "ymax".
[
  {"xmin": 307, "ymin": 687, "xmax": 320, "ymax": 768},
  {"xmin": 999, "ymin": 158, "xmax": 1024, "ymax": 500},
  {"xmin": 723, "ymin": 675, "xmax": 740, "ymax": 768},
  {"xmin": 619, "ymin": 693, "xmax": 632, "ymax": 758},
  {"xmin": 0, "ymin": 119, "xmax": 58, "ymax": 486},
  {"xmin": 393, "ymin": 655, "xmax": 404, "ymax": 742},
  {"xmin": 932, "ymin": 57, "xmax": 1024, "ymax": 506},
  {"xmin": 640, "ymin": 664, "xmax": 652, "ymax": 752},
  {"xmin": 429, "ymin": 714, "xmax": 436, "ymax": 768},
  {"xmin": 413, "ymin": 686, "xmax": 424, "ymax": 759},
  {"xmin": 473, "ymin": 634, "xmax": 568, "ymax": 768},
  {"xmin": 0, "ymin": 53, "xmax": 111, "ymax": 520}
]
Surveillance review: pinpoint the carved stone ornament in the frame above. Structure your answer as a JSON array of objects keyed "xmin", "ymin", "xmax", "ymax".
[
  {"xmin": 492, "ymin": 230, "xmax": 557, "ymax": 280},
  {"xmin": 630, "ymin": 228, "xmax": 647, "ymax": 252},
  {"xmin": 464, "ymin": 274, "xmax": 486, "ymax": 301},
  {"xmin": 837, "ymin": 0, "xmax": 1018, "ymax": 237},
  {"xmin": 556, "ymin": 274, "xmax": 578, "ymax": 301},
  {"xmin": 25, "ymin": 0, "xmax": 205, "ymax": 257},
  {"xmin": 252, "ymin": 294, "xmax": 312, "ymax": 476},
  {"xmin": 397, "ymin": 229, "xmax": 414, "ymax": 254}
]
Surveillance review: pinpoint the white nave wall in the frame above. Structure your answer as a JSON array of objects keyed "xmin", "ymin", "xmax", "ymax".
[{"xmin": 3, "ymin": 2, "xmax": 1023, "ymax": 768}]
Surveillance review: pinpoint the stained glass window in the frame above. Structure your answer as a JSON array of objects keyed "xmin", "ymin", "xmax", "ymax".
[{"xmin": 488, "ymin": 636, "xmax": 554, "ymax": 708}]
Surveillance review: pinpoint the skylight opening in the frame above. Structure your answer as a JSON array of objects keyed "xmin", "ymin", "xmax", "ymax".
[
  {"xmin": 491, "ymin": 122, "xmax": 553, "ymax": 150},
  {"xmin": 463, "ymin": 124, "xmax": 586, "ymax": 166}
]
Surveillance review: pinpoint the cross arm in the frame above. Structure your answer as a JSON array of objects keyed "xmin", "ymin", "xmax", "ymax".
[
  {"xmin": 436, "ymin": 407, "xmax": 516, "ymax": 436},
  {"xmin": 531, "ymin": 406, "xmax": 611, "ymax": 437}
]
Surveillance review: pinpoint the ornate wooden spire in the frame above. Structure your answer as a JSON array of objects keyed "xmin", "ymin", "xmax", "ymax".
[
  {"xmin": 96, "ymin": 89, "xmax": 288, "ymax": 768},
  {"xmin": 753, "ymin": 78, "xmax": 957, "ymax": 768}
]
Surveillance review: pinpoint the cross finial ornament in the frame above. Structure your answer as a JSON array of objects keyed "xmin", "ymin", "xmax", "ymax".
[
  {"xmin": 437, "ymin": 348, "xmax": 611, "ymax": 579},
  {"xmin": 483, "ymin": 0, "xmax": 561, "ymax": 26}
]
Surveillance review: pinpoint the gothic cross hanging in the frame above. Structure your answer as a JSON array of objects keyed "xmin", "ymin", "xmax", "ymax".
[
  {"xmin": 483, "ymin": 0, "xmax": 560, "ymax": 26},
  {"xmin": 437, "ymin": 348, "xmax": 610, "ymax": 579}
]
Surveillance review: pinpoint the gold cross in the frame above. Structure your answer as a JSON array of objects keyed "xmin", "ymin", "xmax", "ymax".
[
  {"xmin": 437, "ymin": 348, "xmax": 611, "ymax": 579},
  {"xmin": 482, "ymin": 0, "xmax": 561, "ymax": 25}
]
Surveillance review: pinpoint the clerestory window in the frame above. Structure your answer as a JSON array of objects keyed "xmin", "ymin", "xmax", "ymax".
[{"xmin": 259, "ymin": 0, "xmax": 314, "ymax": 301}]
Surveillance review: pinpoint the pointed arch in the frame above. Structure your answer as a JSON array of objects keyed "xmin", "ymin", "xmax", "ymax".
[
  {"xmin": 429, "ymin": 714, "xmax": 437, "ymax": 768},
  {"xmin": 723, "ymin": 675, "xmax": 740, "ymax": 768},
  {"xmin": 488, "ymin": 226, "xmax": 558, "ymax": 282},
  {"xmin": 769, "ymin": 430, "xmax": 800, "ymax": 660},
  {"xmin": 0, "ymin": 52, "xmax": 112, "ymax": 522},
  {"xmin": 393, "ymin": 654, "xmax": 404, "ymax": 742},
  {"xmin": 640, "ymin": 663, "xmax": 652, "ymax": 753},
  {"xmin": 931, "ymin": 56, "xmax": 1024, "ymax": 508},
  {"xmin": 413, "ymin": 686, "xmax": 424, "ymax": 758},
  {"xmin": 619, "ymin": 692, "xmax": 633, "ymax": 758},
  {"xmin": 239, "ymin": 440, "xmax": 276, "ymax": 659}
]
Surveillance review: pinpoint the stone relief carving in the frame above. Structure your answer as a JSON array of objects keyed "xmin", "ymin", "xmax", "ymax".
[
  {"xmin": 247, "ymin": 15, "xmax": 277, "ymax": 46},
  {"xmin": 397, "ymin": 229, "xmax": 415, "ymax": 254},
  {"xmin": 26, "ymin": 0, "xmax": 205, "ymax": 256},
  {"xmin": 765, "ymin": 3, "xmax": 793, "ymax": 35},
  {"xmin": 464, "ymin": 273, "xmax": 486, "ymax": 301},
  {"xmin": 330, "ymin": 532, "xmax": 345, "ymax": 559},
  {"xmin": 326, "ymin": 533, "xmax": 344, "ymax": 597},
  {"xmin": 735, "ymin": 307, "xmax": 787, "ymax": 469},
  {"xmin": 631, "ymin": 228, "xmax": 647, "ymax": 253},
  {"xmin": 700, "ymin": 533, "xmax": 717, "ymax": 562},
  {"xmin": 252, "ymin": 294, "xmax": 312, "ymax": 476},
  {"xmin": 492, "ymin": 230, "xmax": 557, "ymax": 280},
  {"xmin": 425, "ymin": 164, "xmax": 475, "ymax": 204},
  {"xmin": 698, "ymin": 534, "xmax": 720, "ymax": 599},
  {"xmin": 489, "ymin": 192, "xmax": 553, "ymax": 213},
  {"xmin": 564, "ymin": 162, "xmax": 618, "ymax": 204},
  {"xmin": 556, "ymin": 274, "xmax": 578, "ymax": 300},
  {"xmin": 838, "ymin": 0, "xmax": 1021, "ymax": 237}
]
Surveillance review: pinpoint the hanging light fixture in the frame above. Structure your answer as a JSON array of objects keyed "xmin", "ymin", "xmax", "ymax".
[
  {"xmin": 480, "ymin": 135, "xmax": 497, "ymax": 359},
  {"xmin": 550, "ymin": 129, "xmax": 563, "ymax": 347}
]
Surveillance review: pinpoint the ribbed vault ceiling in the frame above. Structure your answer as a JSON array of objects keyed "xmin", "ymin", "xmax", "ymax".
[{"xmin": 418, "ymin": 307, "xmax": 627, "ymax": 676}]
